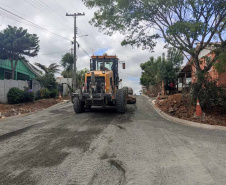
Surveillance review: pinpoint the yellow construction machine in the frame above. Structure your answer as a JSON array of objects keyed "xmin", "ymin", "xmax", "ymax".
[{"xmin": 72, "ymin": 54, "xmax": 129, "ymax": 113}]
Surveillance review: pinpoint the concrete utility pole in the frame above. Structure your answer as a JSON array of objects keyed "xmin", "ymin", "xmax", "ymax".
[{"xmin": 66, "ymin": 12, "xmax": 85, "ymax": 91}]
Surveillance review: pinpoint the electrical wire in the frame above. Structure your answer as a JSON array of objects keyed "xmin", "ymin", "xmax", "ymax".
[
  {"xmin": 33, "ymin": 0, "xmax": 72, "ymax": 24},
  {"xmin": 24, "ymin": 0, "xmax": 71, "ymax": 28},
  {"xmin": 0, "ymin": 6, "xmax": 71, "ymax": 41},
  {"xmin": 77, "ymin": 42, "xmax": 91, "ymax": 58},
  {"xmin": 0, "ymin": 1, "xmax": 63, "ymax": 30},
  {"xmin": 40, "ymin": 49, "xmax": 71, "ymax": 55}
]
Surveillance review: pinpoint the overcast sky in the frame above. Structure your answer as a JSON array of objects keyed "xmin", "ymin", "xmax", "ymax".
[{"xmin": 0, "ymin": 0, "xmax": 167, "ymax": 94}]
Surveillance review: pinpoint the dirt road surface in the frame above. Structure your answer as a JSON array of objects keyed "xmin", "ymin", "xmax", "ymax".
[{"xmin": 0, "ymin": 96, "xmax": 226, "ymax": 185}]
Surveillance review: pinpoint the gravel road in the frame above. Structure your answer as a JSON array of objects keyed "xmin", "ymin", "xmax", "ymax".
[{"xmin": 0, "ymin": 96, "xmax": 226, "ymax": 185}]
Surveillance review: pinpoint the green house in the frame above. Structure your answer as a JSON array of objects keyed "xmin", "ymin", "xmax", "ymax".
[{"xmin": 0, "ymin": 59, "xmax": 41, "ymax": 80}]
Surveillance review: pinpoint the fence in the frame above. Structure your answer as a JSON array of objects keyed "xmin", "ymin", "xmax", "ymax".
[{"xmin": 0, "ymin": 79, "xmax": 40, "ymax": 103}]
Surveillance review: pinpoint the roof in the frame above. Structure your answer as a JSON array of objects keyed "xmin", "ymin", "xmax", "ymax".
[
  {"xmin": 91, "ymin": 55, "xmax": 119, "ymax": 59},
  {"xmin": 23, "ymin": 61, "xmax": 42, "ymax": 77}
]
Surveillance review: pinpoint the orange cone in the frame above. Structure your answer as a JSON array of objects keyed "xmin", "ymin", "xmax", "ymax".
[
  {"xmin": 59, "ymin": 92, "xmax": 62, "ymax": 100},
  {"xmin": 195, "ymin": 99, "xmax": 202, "ymax": 117},
  {"xmin": 157, "ymin": 92, "xmax": 160, "ymax": 100}
]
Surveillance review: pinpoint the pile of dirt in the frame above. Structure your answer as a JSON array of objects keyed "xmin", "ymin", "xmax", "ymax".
[
  {"xmin": 0, "ymin": 99, "xmax": 60, "ymax": 118},
  {"xmin": 156, "ymin": 94, "xmax": 226, "ymax": 126}
]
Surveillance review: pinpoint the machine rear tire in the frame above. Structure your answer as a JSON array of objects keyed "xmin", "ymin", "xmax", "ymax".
[
  {"xmin": 73, "ymin": 99, "xmax": 84, "ymax": 113},
  {"xmin": 116, "ymin": 89, "xmax": 126, "ymax": 114}
]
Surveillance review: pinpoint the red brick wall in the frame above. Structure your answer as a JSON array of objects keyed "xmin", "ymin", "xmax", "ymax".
[{"xmin": 191, "ymin": 53, "xmax": 226, "ymax": 86}]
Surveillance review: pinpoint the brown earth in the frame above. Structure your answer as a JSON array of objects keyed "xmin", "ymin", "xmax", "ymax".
[
  {"xmin": 0, "ymin": 99, "xmax": 61, "ymax": 118},
  {"xmin": 156, "ymin": 94, "xmax": 226, "ymax": 126}
]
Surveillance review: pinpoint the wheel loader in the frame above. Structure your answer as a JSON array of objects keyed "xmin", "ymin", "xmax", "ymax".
[{"xmin": 72, "ymin": 54, "xmax": 127, "ymax": 113}]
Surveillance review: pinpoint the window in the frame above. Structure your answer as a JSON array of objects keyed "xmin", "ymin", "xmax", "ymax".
[
  {"xmin": 96, "ymin": 60, "xmax": 113, "ymax": 71},
  {"xmin": 4, "ymin": 71, "xmax": 12, "ymax": 79}
]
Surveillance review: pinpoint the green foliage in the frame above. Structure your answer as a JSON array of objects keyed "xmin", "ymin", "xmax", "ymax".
[
  {"xmin": 191, "ymin": 78, "xmax": 226, "ymax": 112},
  {"xmin": 49, "ymin": 89, "xmax": 58, "ymax": 98},
  {"xmin": 83, "ymin": 0, "xmax": 226, "ymax": 84},
  {"xmin": 61, "ymin": 70, "xmax": 72, "ymax": 78},
  {"xmin": 40, "ymin": 88, "xmax": 50, "ymax": 99},
  {"xmin": 35, "ymin": 88, "xmax": 55, "ymax": 99},
  {"xmin": 35, "ymin": 90, "xmax": 41, "ymax": 100},
  {"xmin": 61, "ymin": 68, "xmax": 89, "ymax": 88},
  {"xmin": 36, "ymin": 72, "xmax": 58, "ymax": 99},
  {"xmin": 60, "ymin": 53, "xmax": 74, "ymax": 74},
  {"xmin": 140, "ymin": 57, "xmax": 162, "ymax": 86},
  {"xmin": 140, "ymin": 47, "xmax": 183, "ymax": 86},
  {"xmin": 7, "ymin": 87, "xmax": 24, "ymax": 104},
  {"xmin": 0, "ymin": 25, "xmax": 39, "ymax": 79},
  {"xmin": 214, "ymin": 44, "xmax": 226, "ymax": 73},
  {"xmin": 76, "ymin": 68, "xmax": 89, "ymax": 87},
  {"xmin": 23, "ymin": 91, "xmax": 35, "ymax": 102},
  {"xmin": 83, "ymin": 0, "xmax": 225, "ymax": 51},
  {"xmin": 36, "ymin": 73, "xmax": 57, "ymax": 91},
  {"xmin": 35, "ymin": 63, "xmax": 60, "ymax": 74},
  {"xmin": 7, "ymin": 87, "xmax": 35, "ymax": 104}
]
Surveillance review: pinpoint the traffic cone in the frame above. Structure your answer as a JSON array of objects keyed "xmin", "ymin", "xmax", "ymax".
[
  {"xmin": 59, "ymin": 92, "xmax": 62, "ymax": 100},
  {"xmin": 195, "ymin": 99, "xmax": 203, "ymax": 117},
  {"xmin": 157, "ymin": 92, "xmax": 160, "ymax": 100}
]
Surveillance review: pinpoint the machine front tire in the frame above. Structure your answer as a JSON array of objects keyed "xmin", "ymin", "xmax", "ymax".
[
  {"xmin": 116, "ymin": 89, "xmax": 126, "ymax": 114},
  {"xmin": 73, "ymin": 99, "xmax": 84, "ymax": 113}
]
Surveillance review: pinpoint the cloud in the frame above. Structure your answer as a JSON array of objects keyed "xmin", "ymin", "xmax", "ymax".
[{"xmin": 0, "ymin": 0, "xmax": 166, "ymax": 94}]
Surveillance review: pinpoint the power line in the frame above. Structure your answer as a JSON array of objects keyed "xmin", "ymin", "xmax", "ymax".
[
  {"xmin": 40, "ymin": 49, "xmax": 70, "ymax": 55},
  {"xmin": 24, "ymin": 0, "xmax": 72, "ymax": 28},
  {"xmin": 77, "ymin": 42, "xmax": 91, "ymax": 58},
  {"xmin": 33, "ymin": 0, "xmax": 72, "ymax": 24},
  {"xmin": 0, "ymin": 6, "xmax": 71, "ymax": 41},
  {"xmin": 0, "ymin": 1, "xmax": 62, "ymax": 30}
]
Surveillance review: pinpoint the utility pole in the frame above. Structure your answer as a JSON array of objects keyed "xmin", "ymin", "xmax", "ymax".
[{"xmin": 66, "ymin": 12, "xmax": 85, "ymax": 91}]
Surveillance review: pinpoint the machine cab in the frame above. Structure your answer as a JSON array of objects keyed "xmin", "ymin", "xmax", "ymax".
[{"xmin": 90, "ymin": 54, "xmax": 119, "ymax": 86}]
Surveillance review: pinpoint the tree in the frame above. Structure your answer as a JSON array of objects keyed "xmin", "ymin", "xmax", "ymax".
[
  {"xmin": 83, "ymin": 0, "xmax": 226, "ymax": 83},
  {"xmin": 140, "ymin": 57, "xmax": 162, "ymax": 86},
  {"xmin": 0, "ymin": 25, "xmax": 39, "ymax": 79},
  {"xmin": 60, "ymin": 53, "xmax": 74, "ymax": 75},
  {"xmin": 76, "ymin": 68, "xmax": 89, "ymax": 87},
  {"xmin": 61, "ymin": 68, "xmax": 89, "ymax": 85},
  {"xmin": 60, "ymin": 53, "xmax": 74, "ymax": 92},
  {"xmin": 35, "ymin": 63, "xmax": 60, "ymax": 74},
  {"xmin": 36, "ymin": 73, "xmax": 57, "ymax": 91},
  {"xmin": 61, "ymin": 70, "xmax": 72, "ymax": 78},
  {"xmin": 140, "ymin": 48, "xmax": 183, "ymax": 88}
]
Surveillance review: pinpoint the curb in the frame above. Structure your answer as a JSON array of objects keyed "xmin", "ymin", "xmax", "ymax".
[
  {"xmin": 0, "ymin": 100, "xmax": 70, "ymax": 122},
  {"xmin": 142, "ymin": 94, "xmax": 226, "ymax": 131}
]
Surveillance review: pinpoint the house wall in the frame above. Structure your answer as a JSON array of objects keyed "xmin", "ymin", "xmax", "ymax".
[
  {"xmin": 0, "ymin": 68, "xmax": 4, "ymax": 79},
  {"xmin": 0, "ymin": 79, "xmax": 41, "ymax": 103},
  {"xmin": 0, "ymin": 60, "xmax": 36, "ymax": 80},
  {"xmin": 0, "ymin": 80, "xmax": 28, "ymax": 103},
  {"xmin": 56, "ymin": 78, "xmax": 72, "ymax": 96},
  {"xmin": 191, "ymin": 53, "xmax": 226, "ymax": 86},
  {"xmin": 219, "ymin": 73, "xmax": 226, "ymax": 86}
]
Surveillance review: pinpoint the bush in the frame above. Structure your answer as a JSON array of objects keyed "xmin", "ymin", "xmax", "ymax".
[
  {"xmin": 42, "ymin": 88, "xmax": 50, "ymax": 99},
  {"xmin": 35, "ymin": 90, "xmax": 41, "ymax": 100},
  {"xmin": 7, "ymin": 87, "xmax": 24, "ymax": 104},
  {"xmin": 23, "ymin": 90, "xmax": 35, "ymax": 102},
  {"xmin": 49, "ymin": 89, "xmax": 58, "ymax": 98},
  {"xmin": 36, "ymin": 73, "xmax": 57, "ymax": 91},
  {"xmin": 191, "ymin": 79, "xmax": 226, "ymax": 112}
]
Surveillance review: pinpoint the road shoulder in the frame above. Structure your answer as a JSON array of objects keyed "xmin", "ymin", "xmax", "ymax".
[{"xmin": 142, "ymin": 94, "xmax": 226, "ymax": 131}]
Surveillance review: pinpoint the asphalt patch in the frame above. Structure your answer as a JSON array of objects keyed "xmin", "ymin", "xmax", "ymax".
[{"xmin": 10, "ymin": 127, "xmax": 102, "ymax": 168}]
